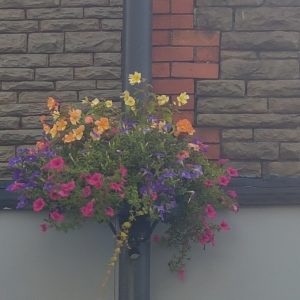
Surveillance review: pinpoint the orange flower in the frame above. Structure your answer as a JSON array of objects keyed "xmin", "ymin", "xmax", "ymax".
[
  {"xmin": 36, "ymin": 140, "xmax": 47, "ymax": 151},
  {"xmin": 69, "ymin": 109, "xmax": 82, "ymax": 125},
  {"xmin": 55, "ymin": 119, "xmax": 67, "ymax": 132},
  {"xmin": 43, "ymin": 124, "xmax": 50, "ymax": 134},
  {"xmin": 95, "ymin": 117, "xmax": 110, "ymax": 134},
  {"xmin": 73, "ymin": 125, "xmax": 85, "ymax": 141},
  {"xmin": 85, "ymin": 115, "xmax": 94, "ymax": 124},
  {"xmin": 47, "ymin": 97, "xmax": 59, "ymax": 111},
  {"xmin": 50, "ymin": 124, "xmax": 58, "ymax": 138},
  {"xmin": 63, "ymin": 132, "xmax": 76, "ymax": 143},
  {"xmin": 174, "ymin": 119, "xmax": 195, "ymax": 136}
]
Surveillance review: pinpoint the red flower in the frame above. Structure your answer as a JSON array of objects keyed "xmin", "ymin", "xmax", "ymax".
[
  {"xmin": 50, "ymin": 211, "xmax": 64, "ymax": 222},
  {"xmin": 204, "ymin": 179, "xmax": 214, "ymax": 188},
  {"xmin": 227, "ymin": 190, "xmax": 238, "ymax": 199},
  {"xmin": 33, "ymin": 197, "xmax": 46, "ymax": 212},
  {"xmin": 86, "ymin": 173, "xmax": 103, "ymax": 189},
  {"xmin": 48, "ymin": 190, "xmax": 61, "ymax": 201},
  {"xmin": 105, "ymin": 207, "xmax": 115, "ymax": 218},
  {"xmin": 110, "ymin": 182, "xmax": 123, "ymax": 192},
  {"xmin": 227, "ymin": 167, "xmax": 238, "ymax": 177},
  {"xmin": 80, "ymin": 200, "xmax": 95, "ymax": 217},
  {"xmin": 45, "ymin": 157, "xmax": 65, "ymax": 172},
  {"xmin": 205, "ymin": 204, "xmax": 217, "ymax": 219},
  {"xmin": 219, "ymin": 220, "xmax": 230, "ymax": 231},
  {"xmin": 120, "ymin": 165, "xmax": 128, "ymax": 177},
  {"xmin": 82, "ymin": 186, "xmax": 92, "ymax": 198},
  {"xmin": 218, "ymin": 176, "xmax": 231, "ymax": 186}
]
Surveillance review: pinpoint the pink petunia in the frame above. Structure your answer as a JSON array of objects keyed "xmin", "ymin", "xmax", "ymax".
[
  {"xmin": 48, "ymin": 190, "xmax": 61, "ymax": 201},
  {"xmin": 50, "ymin": 211, "xmax": 64, "ymax": 222},
  {"xmin": 204, "ymin": 179, "xmax": 214, "ymax": 188},
  {"xmin": 227, "ymin": 190, "xmax": 238, "ymax": 199},
  {"xmin": 178, "ymin": 268, "xmax": 185, "ymax": 281},
  {"xmin": 120, "ymin": 165, "xmax": 128, "ymax": 177},
  {"xmin": 150, "ymin": 191, "xmax": 158, "ymax": 201},
  {"xmin": 82, "ymin": 186, "xmax": 92, "ymax": 198},
  {"xmin": 45, "ymin": 157, "xmax": 65, "ymax": 172},
  {"xmin": 33, "ymin": 197, "xmax": 46, "ymax": 212},
  {"xmin": 219, "ymin": 220, "xmax": 230, "ymax": 231},
  {"xmin": 199, "ymin": 229, "xmax": 215, "ymax": 246},
  {"xmin": 80, "ymin": 200, "xmax": 95, "ymax": 217},
  {"xmin": 205, "ymin": 204, "xmax": 217, "ymax": 219},
  {"xmin": 61, "ymin": 180, "xmax": 76, "ymax": 192},
  {"xmin": 231, "ymin": 204, "xmax": 239, "ymax": 213},
  {"xmin": 40, "ymin": 223, "xmax": 49, "ymax": 232},
  {"xmin": 110, "ymin": 182, "xmax": 123, "ymax": 192},
  {"xmin": 227, "ymin": 167, "xmax": 238, "ymax": 177},
  {"xmin": 218, "ymin": 159, "xmax": 228, "ymax": 166},
  {"xmin": 218, "ymin": 175, "xmax": 231, "ymax": 186},
  {"xmin": 105, "ymin": 207, "xmax": 115, "ymax": 218},
  {"xmin": 7, "ymin": 181, "xmax": 25, "ymax": 192},
  {"xmin": 86, "ymin": 173, "xmax": 103, "ymax": 189}
]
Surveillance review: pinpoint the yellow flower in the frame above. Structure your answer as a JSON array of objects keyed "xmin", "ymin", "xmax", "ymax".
[
  {"xmin": 69, "ymin": 109, "xmax": 82, "ymax": 125},
  {"xmin": 81, "ymin": 96, "xmax": 89, "ymax": 104},
  {"xmin": 157, "ymin": 95, "xmax": 169, "ymax": 106},
  {"xmin": 125, "ymin": 96, "xmax": 136, "ymax": 107},
  {"xmin": 95, "ymin": 117, "xmax": 110, "ymax": 134},
  {"xmin": 177, "ymin": 92, "xmax": 189, "ymax": 107},
  {"xmin": 43, "ymin": 124, "xmax": 50, "ymax": 134},
  {"xmin": 128, "ymin": 72, "xmax": 142, "ymax": 85},
  {"xmin": 105, "ymin": 100, "xmax": 113, "ymax": 108},
  {"xmin": 91, "ymin": 98, "xmax": 100, "ymax": 107},
  {"xmin": 52, "ymin": 110, "xmax": 60, "ymax": 121},
  {"xmin": 50, "ymin": 124, "xmax": 58, "ymax": 138},
  {"xmin": 47, "ymin": 97, "xmax": 58, "ymax": 111},
  {"xmin": 63, "ymin": 132, "xmax": 76, "ymax": 143},
  {"xmin": 121, "ymin": 90, "xmax": 130, "ymax": 101},
  {"xmin": 55, "ymin": 119, "xmax": 67, "ymax": 132},
  {"xmin": 73, "ymin": 125, "xmax": 85, "ymax": 141}
]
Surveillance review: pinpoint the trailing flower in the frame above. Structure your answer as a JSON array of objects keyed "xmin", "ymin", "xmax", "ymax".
[{"xmin": 7, "ymin": 73, "xmax": 238, "ymax": 278}]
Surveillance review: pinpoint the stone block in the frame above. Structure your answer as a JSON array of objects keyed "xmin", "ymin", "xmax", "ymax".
[
  {"xmin": 197, "ymin": 97, "xmax": 267, "ymax": 113},
  {"xmin": 194, "ymin": 7, "xmax": 232, "ymax": 30},
  {"xmin": 0, "ymin": 34, "xmax": 26, "ymax": 53},
  {"xmin": 235, "ymin": 8, "xmax": 300, "ymax": 31},
  {"xmin": 19, "ymin": 91, "xmax": 77, "ymax": 103},
  {"xmin": 223, "ymin": 142, "xmax": 279, "ymax": 160},
  {"xmin": 221, "ymin": 50, "xmax": 257, "ymax": 60},
  {"xmin": 269, "ymin": 98, "xmax": 300, "ymax": 113},
  {"xmin": 84, "ymin": 7, "xmax": 122, "ymax": 18},
  {"xmin": 259, "ymin": 51, "xmax": 299, "ymax": 59},
  {"xmin": 248, "ymin": 81, "xmax": 300, "ymax": 97},
  {"xmin": 222, "ymin": 31, "xmax": 300, "ymax": 50},
  {"xmin": 0, "ymin": 92, "xmax": 17, "ymax": 104},
  {"xmin": 0, "ymin": 130, "xmax": 42, "ymax": 145},
  {"xmin": 197, "ymin": 80, "xmax": 245, "ymax": 97},
  {"xmin": 27, "ymin": 8, "xmax": 82, "ymax": 19},
  {"xmin": 0, "ymin": 21, "xmax": 37, "ymax": 32},
  {"xmin": 225, "ymin": 161, "xmax": 261, "ymax": 178},
  {"xmin": 94, "ymin": 53, "xmax": 121, "ymax": 66},
  {"xmin": 49, "ymin": 53, "xmax": 93, "ymax": 67},
  {"xmin": 97, "ymin": 80, "xmax": 122, "ymax": 90},
  {"xmin": 40, "ymin": 19, "xmax": 99, "ymax": 31},
  {"xmin": 0, "ymin": 117, "xmax": 19, "ymax": 129},
  {"xmin": 28, "ymin": 33, "xmax": 64, "ymax": 53},
  {"xmin": 78, "ymin": 89, "xmax": 121, "ymax": 100},
  {"xmin": 0, "ymin": 0, "xmax": 59, "ymax": 8},
  {"xmin": 221, "ymin": 59, "xmax": 299, "ymax": 79},
  {"xmin": 65, "ymin": 32, "xmax": 121, "ymax": 52},
  {"xmin": 101, "ymin": 19, "xmax": 122, "ymax": 30},
  {"xmin": 197, "ymin": 114, "xmax": 300, "ymax": 128},
  {"xmin": 280, "ymin": 143, "xmax": 300, "ymax": 160},
  {"xmin": 21, "ymin": 116, "xmax": 43, "ymax": 129},
  {"xmin": 0, "ymin": 146, "xmax": 15, "ymax": 161},
  {"xmin": 0, "ymin": 54, "xmax": 47, "ymax": 67},
  {"xmin": 0, "ymin": 162, "xmax": 11, "ymax": 180},
  {"xmin": 110, "ymin": 0, "xmax": 123, "ymax": 5},
  {"xmin": 197, "ymin": 0, "xmax": 264, "ymax": 6},
  {"xmin": 0, "ymin": 103, "xmax": 48, "ymax": 117},
  {"xmin": 56, "ymin": 80, "xmax": 96, "ymax": 90},
  {"xmin": 222, "ymin": 129, "xmax": 253, "ymax": 141},
  {"xmin": 0, "ymin": 68, "xmax": 33, "ymax": 80},
  {"xmin": 35, "ymin": 68, "xmax": 73, "ymax": 81},
  {"xmin": 255, "ymin": 129, "xmax": 300, "ymax": 142},
  {"xmin": 0, "ymin": 9, "xmax": 25, "ymax": 19},
  {"xmin": 61, "ymin": 0, "xmax": 108, "ymax": 6},
  {"xmin": 265, "ymin": 162, "xmax": 300, "ymax": 177},
  {"xmin": 265, "ymin": 0, "xmax": 300, "ymax": 5},
  {"xmin": 2, "ymin": 81, "xmax": 54, "ymax": 91},
  {"xmin": 74, "ymin": 67, "xmax": 121, "ymax": 80}
]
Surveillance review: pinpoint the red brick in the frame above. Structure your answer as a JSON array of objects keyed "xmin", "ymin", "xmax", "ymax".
[
  {"xmin": 153, "ymin": 79, "xmax": 194, "ymax": 94},
  {"xmin": 172, "ymin": 30, "xmax": 220, "ymax": 46},
  {"xmin": 152, "ymin": 46, "xmax": 193, "ymax": 62},
  {"xmin": 171, "ymin": 0, "xmax": 194, "ymax": 13},
  {"xmin": 171, "ymin": 94, "xmax": 195, "ymax": 110},
  {"xmin": 152, "ymin": 31, "xmax": 171, "ymax": 46},
  {"xmin": 173, "ymin": 110, "xmax": 195, "ymax": 125},
  {"xmin": 153, "ymin": 14, "xmax": 194, "ymax": 29},
  {"xmin": 153, "ymin": 0, "xmax": 170, "ymax": 14},
  {"xmin": 195, "ymin": 47, "xmax": 219, "ymax": 63},
  {"xmin": 172, "ymin": 62, "xmax": 219, "ymax": 79},
  {"xmin": 194, "ymin": 128, "xmax": 220, "ymax": 143},
  {"xmin": 152, "ymin": 62, "xmax": 170, "ymax": 78},
  {"xmin": 206, "ymin": 144, "xmax": 220, "ymax": 160}
]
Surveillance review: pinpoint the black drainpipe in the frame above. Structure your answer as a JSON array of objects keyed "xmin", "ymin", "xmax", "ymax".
[{"xmin": 120, "ymin": 0, "xmax": 152, "ymax": 300}]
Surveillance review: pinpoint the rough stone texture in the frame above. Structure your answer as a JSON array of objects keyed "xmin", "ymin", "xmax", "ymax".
[
  {"xmin": 0, "ymin": 0, "xmax": 122, "ymax": 180},
  {"xmin": 259, "ymin": 51, "xmax": 299, "ymax": 59},
  {"xmin": 197, "ymin": 0, "xmax": 264, "ymax": 6},
  {"xmin": 268, "ymin": 98, "xmax": 300, "ymax": 113},
  {"xmin": 264, "ymin": 162, "xmax": 300, "ymax": 177},
  {"xmin": 265, "ymin": 0, "xmax": 300, "ymax": 5},
  {"xmin": 197, "ymin": 80, "xmax": 245, "ymax": 97},
  {"xmin": 221, "ymin": 50, "xmax": 257, "ymax": 60},
  {"xmin": 280, "ymin": 143, "xmax": 300, "ymax": 160},
  {"xmin": 255, "ymin": 129, "xmax": 300, "ymax": 142},
  {"xmin": 226, "ymin": 161, "xmax": 262, "ymax": 178},
  {"xmin": 222, "ymin": 129, "xmax": 253, "ymax": 141}
]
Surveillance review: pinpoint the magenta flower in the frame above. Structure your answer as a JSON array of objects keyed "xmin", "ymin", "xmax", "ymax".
[
  {"xmin": 227, "ymin": 167, "xmax": 238, "ymax": 177},
  {"xmin": 48, "ymin": 190, "xmax": 61, "ymax": 201},
  {"xmin": 110, "ymin": 182, "xmax": 123, "ymax": 192},
  {"xmin": 218, "ymin": 159, "xmax": 228, "ymax": 166},
  {"xmin": 61, "ymin": 180, "xmax": 75, "ymax": 192},
  {"xmin": 178, "ymin": 268, "xmax": 185, "ymax": 281},
  {"xmin": 205, "ymin": 204, "xmax": 217, "ymax": 219},
  {"xmin": 204, "ymin": 179, "xmax": 214, "ymax": 188},
  {"xmin": 199, "ymin": 229, "xmax": 215, "ymax": 246},
  {"xmin": 40, "ymin": 223, "xmax": 49, "ymax": 232},
  {"xmin": 105, "ymin": 207, "xmax": 115, "ymax": 218},
  {"xmin": 82, "ymin": 186, "xmax": 92, "ymax": 198},
  {"xmin": 80, "ymin": 200, "xmax": 95, "ymax": 217},
  {"xmin": 45, "ymin": 157, "xmax": 65, "ymax": 172},
  {"xmin": 50, "ymin": 211, "xmax": 64, "ymax": 222},
  {"xmin": 227, "ymin": 190, "xmax": 238, "ymax": 199},
  {"xmin": 219, "ymin": 220, "xmax": 230, "ymax": 231},
  {"xmin": 86, "ymin": 173, "xmax": 103, "ymax": 189},
  {"xmin": 33, "ymin": 197, "xmax": 46, "ymax": 212},
  {"xmin": 6, "ymin": 181, "xmax": 25, "ymax": 192},
  {"xmin": 218, "ymin": 175, "xmax": 231, "ymax": 186},
  {"xmin": 231, "ymin": 204, "xmax": 239, "ymax": 213},
  {"xmin": 120, "ymin": 165, "xmax": 128, "ymax": 177}
]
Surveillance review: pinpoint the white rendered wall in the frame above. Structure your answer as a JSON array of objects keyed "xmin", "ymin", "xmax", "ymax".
[{"xmin": 1, "ymin": 207, "xmax": 300, "ymax": 300}]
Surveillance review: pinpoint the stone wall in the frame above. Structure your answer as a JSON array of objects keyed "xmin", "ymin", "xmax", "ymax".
[
  {"xmin": 0, "ymin": 0, "xmax": 122, "ymax": 180},
  {"xmin": 196, "ymin": 0, "xmax": 300, "ymax": 178}
]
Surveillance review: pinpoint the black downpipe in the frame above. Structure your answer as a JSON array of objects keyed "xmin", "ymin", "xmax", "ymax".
[{"xmin": 119, "ymin": 0, "xmax": 153, "ymax": 300}]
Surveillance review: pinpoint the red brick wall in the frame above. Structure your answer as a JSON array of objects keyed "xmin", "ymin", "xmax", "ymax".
[{"xmin": 152, "ymin": 0, "xmax": 220, "ymax": 159}]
